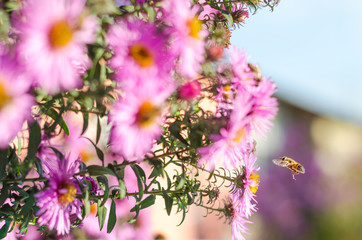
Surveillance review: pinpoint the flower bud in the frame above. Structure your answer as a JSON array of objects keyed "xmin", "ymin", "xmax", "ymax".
[{"xmin": 178, "ymin": 80, "xmax": 201, "ymax": 100}]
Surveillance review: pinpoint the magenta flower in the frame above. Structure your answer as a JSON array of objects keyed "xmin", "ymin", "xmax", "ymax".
[
  {"xmin": 0, "ymin": 46, "xmax": 33, "ymax": 148},
  {"xmin": 107, "ymin": 18, "xmax": 174, "ymax": 90},
  {"xmin": 224, "ymin": 197, "xmax": 251, "ymax": 240},
  {"xmin": 178, "ymin": 80, "xmax": 201, "ymax": 100},
  {"xmin": 14, "ymin": 0, "xmax": 98, "ymax": 94},
  {"xmin": 35, "ymin": 155, "xmax": 82, "ymax": 235},
  {"xmin": 109, "ymin": 77, "xmax": 173, "ymax": 161},
  {"xmin": 198, "ymin": 93, "xmax": 254, "ymax": 170},
  {"xmin": 163, "ymin": 0, "xmax": 207, "ymax": 78}
]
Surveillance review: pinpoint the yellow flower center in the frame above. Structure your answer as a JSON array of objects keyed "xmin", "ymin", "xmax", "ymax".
[
  {"xmin": 248, "ymin": 173, "xmax": 260, "ymax": 194},
  {"xmin": 233, "ymin": 128, "xmax": 246, "ymax": 143},
  {"xmin": 187, "ymin": 17, "xmax": 202, "ymax": 39},
  {"xmin": 49, "ymin": 20, "xmax": 73, "ymax": 49},
  {"xmin": 136, "ymin": 101, "xmax": 160, "ymax": 128},
  {"xmin": 90, "ymin": 203, "xmax": 97, "ymax": 215},
  {"xmin": 58, "ymin": 183, "xmax": 77, "ymax": 206},
  {"xmin": 129, "ymin": 44, "xmax": 154, "ymax": 67},
  {"xmin": 0, "ymin": 82, "xmax": 12, "ymax": 110}
]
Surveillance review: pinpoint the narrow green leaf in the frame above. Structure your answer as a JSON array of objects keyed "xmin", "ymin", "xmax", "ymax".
[
  {"xmin": 96, "ymin": 176, "xmax": 109, "ymax": 207},
  {"xmin": 87, "ymin": 165, "xmax": 114, "ymax": 176},
  {"xmin": 83, "ymin": 137, "xmax": 104, "ymax": 162},
  {"xmin": 97, "ymin": 201, "xmax": 107, "ymax": 231},
  {"xmin": 27, "ymin": 121, "xmax": 41, "ymax": 159},
  {"xmin": 223, "ymin": 13, "xmax": 233, "ymax": 26},
  {"xmin": 44, "ymin": 108, "xmax": 69, "ymax": 135},
  {"xmin": 169, "ymin": 122, "xmax": 189, "ymax": 146},
  {"xmin": 0, "ymin": 219, "xmax": 10, "ymax": 239},
  {"xmin": 175, "ymin": 176, "xmax": 185, "ymax": 190},
  {"xmin": 175, "ymin": 196, "xmax": 186, "ymax": 226},
  {"xmin": 96, "ymin": 116, "xmax": 101, "ymax": 144},
  {"xmin": 107, "ymin": 200, "xmax": 117, "ymax": 233},
  {"xmin": 19, "ymin": 196, "xmax": 35, "ymax": 216},
  {"xmin": 130, "ymin": 195, "xmax": 156, "ymax": 212},
  {"xmin": 81, "ymin": 112, "xmax": 89, "ymax": 135},
  {"xmin": 130, "ymin": 165, "xmax": 145, "ymax": 199},
  {"xmin": 118, "ymin": 179, "xmax": 127, "ymax": 200},
  {"xmin": 0, "ymin": 149, "xmax": 8, "ymax": 179},
  {"xmin": 161, "ymin": 189, "xmax": 173, "ymax": 216}
]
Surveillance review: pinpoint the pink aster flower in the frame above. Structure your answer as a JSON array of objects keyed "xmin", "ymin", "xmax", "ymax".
[
  {"xmin": 228, "ymin": 47, "xmax": 255, "ymax": 91},
  {"xmin": 109, "ymin": 76, "xmax": 173, "ymax": 161},
  {"xmin": 248, "ymin": 76, "xmax": 278, "ymax": 137},
  {"xmin": 224, "ymin": 197, "xmax": 251, "ymax": 240},
  {"xmin": 198, "ymin": 93, "xmax": 254, "ymax": 170},
  {"xmin": 35, "ymin": 155, "xmax": 82, "ymax": 235},
  {"xmin": 14, "ymin": 0, "xmax": 98, "ymax": 94},
  {"xmin": 178, "ymin": 80, "xmax": 201, "ymax": 100},
  {"xmin": 107, "ymin": 18, "xmax": 174, "ymax": 90},
  {"xmin": 0, "ymin": 46, "xmax": 33, "ymax": 148},
  {"xmin": 163, "ymin": 0, "xmax": 207, "ymax": 78},
  {"xmin": 233, "ymin": 151, "xmax": 260, "ymax": 219}
]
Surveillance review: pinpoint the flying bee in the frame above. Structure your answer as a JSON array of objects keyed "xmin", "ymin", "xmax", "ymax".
[{"xmin": 272, "ymin": 157, "xmax": 305, "ymax": 180}]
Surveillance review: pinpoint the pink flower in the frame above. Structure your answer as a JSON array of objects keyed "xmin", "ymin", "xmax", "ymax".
[
  {"xmin": 224, "ymin": 197, "xmax": 251, "ymax": 240},
  {"xmin": 178, "ymin": 80, "xmax": 201, "ymax": 100},
  {"xmin": 107, "ymin": 18, "xmax": 174, "ymax": 90},
  {"xmin": 198, "ymin": 93, "xmax": 253, "ymax": 170},
  {"xmin": 14, "ymin": 0, "xmax": 98, "ymax": 94},
  {"xmin": 248, "ymin": 77, "xmax": 278, "ymax": 137},
  {"xmin": 0, "ymin": 46, "xmax": 33, "ymax": 148},
  {"xmin": 109, "ymin": 77, "xmax": 173, "ymax": 161},
  {"xmin": 234, "ymin": 151, "xmax": 260, "ymax": 219},
  {"xmin": 163, "ymin": 0, "xmax": 207, "ymax": 78},
  {"xmin": 35, "ymin": 155, "xmax": 82, "ymax": 235}
]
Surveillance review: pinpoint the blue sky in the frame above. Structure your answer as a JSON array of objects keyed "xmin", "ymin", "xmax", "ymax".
[{"xmin": 231, "ymin": 0, "xmax": 362, "ymax": 124}]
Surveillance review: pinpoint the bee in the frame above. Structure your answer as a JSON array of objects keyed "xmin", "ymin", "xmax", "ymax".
[{"xmin": 272, "ymin": 156, "xmax": 305, "ymax": 180}]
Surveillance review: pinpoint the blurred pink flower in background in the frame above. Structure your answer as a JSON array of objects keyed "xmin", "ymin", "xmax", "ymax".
[
  {"xmin": 0, "ymin": 46, "xmax": 33, "ymax": 147},
  {"xmin": 14, "ymin": 0, "xmax": 98, "ymax": 94},
  {"xmin": 178, "ymin": 80, "xmax": 201, "ymax": 100}
]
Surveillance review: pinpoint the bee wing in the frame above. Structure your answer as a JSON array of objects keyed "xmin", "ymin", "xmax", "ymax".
[{"xmin": 272, "ymin": 159, "xmax": 290, "ymax": 167}]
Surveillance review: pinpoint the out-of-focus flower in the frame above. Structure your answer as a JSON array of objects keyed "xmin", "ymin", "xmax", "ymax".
[
  {"xmin": 109, "ymin": 77, "xmax": 173, "ymax": 161},
  {"xmin": 14, "ymin": 0, "xmax": 98, "ymax": 94},
  {"xmin": 198, "ymin": 93, "xmax": 253, "ymax": 170},
  {"xmin": 0, "ymin": 46, "xmax": 33, "ymax": 148},
  {"xmin": 107, "ymin": 18, "xmax": 174, "ymax": 89},
  {"xmin": 178, "ymin": 80, "xmax": 201, "ymax": 100},
  {"xmin": 249, "ymin": 77, "xmax": 278, "ymax": 137},
  {"xmin": 163, "ymin": 0, "xmax": 207, "ymax": 78},
  {"xmin": 206, "ymin": 44, "xmax": 224, "ymax": 61},
  {"xmin": 35, "ymin": 155, "xmax": 82, "ymax": 235}
]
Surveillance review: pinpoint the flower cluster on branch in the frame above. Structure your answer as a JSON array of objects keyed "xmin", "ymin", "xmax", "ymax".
[{"xmin": 0, "ymin": 0, "xmax": 279, "ymax": 239}]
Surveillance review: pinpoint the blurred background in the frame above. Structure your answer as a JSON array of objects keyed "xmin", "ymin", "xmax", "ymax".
[{"xmin": 151, "ymin": 0, "xmax": 362, "ymax": 239}]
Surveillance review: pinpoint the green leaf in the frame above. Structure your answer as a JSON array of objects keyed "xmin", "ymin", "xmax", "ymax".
[
  {"xmin": 81, "ymin": 112, "xmax": 89, "ymax": 135},
  {"xmin": 83, "ymin": 137, "xmax": 104, "ymax": 162},
  {"xmin": 169, "ymin": 122, "xmax": 189, "ymax": 146},
  {"xmin": 161, "ymin": 189, "xmax": 173, "ymax": 216},
  {"xmin": 121, "ymin": 5, "xmax": 135, "ymax": 12},
  {"xmin": 19, "ymin": 196, "xmax": 35, "ymax": 216},
  {"xmin": 0, "ymin": 184, "xmax": 9, "ymax": 206},
  {"xmin": 87, "ymin": 165, "xmax": 115, "ymax": 176},
  {"xmin": 0, "ymin": 149, "xmax": 8, "ymax": 179},
  {"xmin": 96, "ymin": 176, "xmax": 109, "ymax": 207},
  {"xmin": 175, "ymin": 176, "xmax": 185, "ymax": 190},
  {"xmin": 118, "ymin": 179, "xmax": 127, "ymax": 200},
  {"xmin": 97, "ymin": 201, "xmax": 107, "ymax": 231},
  {"xmin": 0, "ymin": 219, "xmax": 10, "ymax": 239},
  {"xmin": 44, "ymin": 108, "xmax": 69, "ymax": 136},
  {"xmin": 146, "ymin": 6, "xmax": 156, "ymax": 22},
  {"xmin": 130, "ymin": 165, "xmax": 145, "ymax": 199},
  {"xmin": 175, "ymin": 196, "xmax": 186, "ymax": 226},
  {"xmin": 130, "ymin": 195, "xmax": 156, "ymax": 212},
  {"xmin": 27, "ymin": 121, "xmax": 41, "ymax": 159},
  {"xmin": 107, "ymin": 200, "xmax": 117, "ymax": 233},
  {"xmin": 96, "ymin": 116, "xmax": 101, "ymax": 144}
]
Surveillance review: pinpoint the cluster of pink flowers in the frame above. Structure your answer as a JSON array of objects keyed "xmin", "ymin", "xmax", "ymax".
[{"xmin": 0, "ymin": 0, "xmax": 279, "ymax": 238}]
